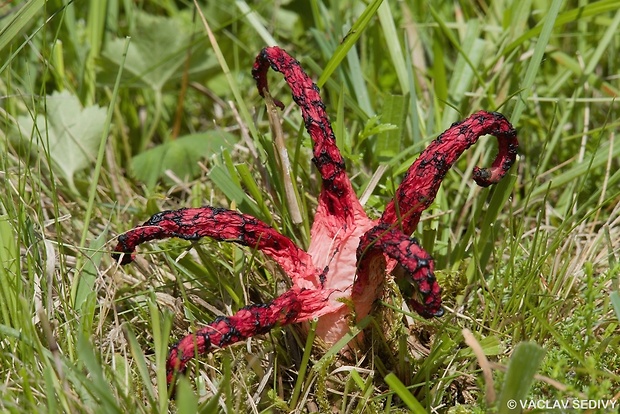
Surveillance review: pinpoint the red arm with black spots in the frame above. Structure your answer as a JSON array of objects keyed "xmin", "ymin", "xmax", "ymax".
[
  {"xmin": 381, "ymin": 111, "xmax": 518, "ymax": 235},
  {"xmin": 252, "ymin": 47, "xmax": 362, "ymax": 223},
  {"xmin": 356, "ymin": 225, "xmax": 443, "ymax": 318},
  {"xmin": 113, "ymin": 47, "xmax": 519, "ymax": 391},
  {"xmin": 113, "ymin": 207, "xmax": 320, "ymax": 287}
]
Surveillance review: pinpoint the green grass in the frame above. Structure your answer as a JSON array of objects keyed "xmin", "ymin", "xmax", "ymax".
[{"xmin": 1, "ymin": 0, "xmax": 619, "ymax": 412}]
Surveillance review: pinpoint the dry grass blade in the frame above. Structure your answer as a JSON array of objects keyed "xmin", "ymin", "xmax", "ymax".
[
  {"xmin": 462, "ymin": 328, "xmax": 495, "ymax": 406},
  {"xmin": 264, "ymin": 91, "xmax": 303, "ymax": 224}
]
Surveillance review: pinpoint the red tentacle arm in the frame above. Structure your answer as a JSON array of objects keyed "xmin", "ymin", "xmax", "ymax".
[
  {"xmin": 113, "ymin": 207, "xmax": 321, "ymax": 288},
  {"xmin": 112, "ymin": 46, "xmax": 520, "ymax": 392},
  {"xmin": 381, "ymin": 110, "xmax": 518, "ymax": 235},
  {"xmin": 354, "ymin": 225, "xmax": 443, "ymax": 319},
  {"xmin": 166, "ymin": 287, "xmax": 332, "ymax": 384},
  {"xmin": 252, "ymin": 46, "xmax": 362, "ymax": 222}
]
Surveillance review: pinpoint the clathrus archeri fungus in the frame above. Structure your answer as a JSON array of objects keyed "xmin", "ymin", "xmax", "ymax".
[{"xmin": 113, "ymin": 46, "xmax": 518, "ymax": 386}]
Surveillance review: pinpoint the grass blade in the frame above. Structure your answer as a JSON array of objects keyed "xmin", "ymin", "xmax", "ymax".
[
  {"xmin": 125, "ymin": 326, "xmax": 156, "ymax": 404},
  {"xmin": 0, "ymin": 0, "xmax": 45, "ymax": 53},
  {"xmin": 611, "ymin": 291, "xmax": 620, "ymax": 322},
  {"xmin": 384, "ymin": 373, "xmax": 426, "ymax": 413},
  {"xmin": 497, "ymin": 342, "xmax": 546, "ymax": 414},
  {"xmin": 377, "ymin": 1, "xmax": 409, "ymax": 94},
  {"xmin": 317, "ymin": 0, "xmax": 383, "ymax": 87},
  {"xmin": 504, "ymin": 0, "xmax": 620, "ymax": 55},
  {"xmin": 510, "ymin": 0, "xmax": 563, "ymax": 124},
  {"xmin": 73, "ymin": 37, "xmax": 130, "ymax": 307}
]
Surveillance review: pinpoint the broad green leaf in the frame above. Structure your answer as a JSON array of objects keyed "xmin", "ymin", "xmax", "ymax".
[
  {"xmin": 497, "ymin": 342, "xmax": 546, "ymax": 413},
  {"xmin": 376, "ymin": 94, "xmax": 408, "ymax": 159},
  {"xmin": 16, "ymin": 91, "xmax": 107, "ymax": 190},
  {"xmin": 175, "ymin": 377, "xmax": 199, "ymax": 414},
  {"xmin": 130, "ymin": 131, "xmax": 236, "ymax": 188},
  {"xmin": 611, "ymin": 291, "xmax": 620, "ymax": 322},
  {"xmin": 0, "ymin": 215, "xmax": 19, "ymax": 328},
  {"xmin": 101, "ymin": 11, "xmax": 214, "ymax": 91}
]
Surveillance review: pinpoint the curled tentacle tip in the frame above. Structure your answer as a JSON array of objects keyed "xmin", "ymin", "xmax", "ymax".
[
  {"xmin": 112, "ymin": 234, "xmax": 136, "ymax": 264},
  {"xmin": 409, "ymin": 300, "xmax": 444, "ymax": 319},
  {"xmin": 419, "ymin": 306, "xmax": 444, "ymax": 319},
  {"xmin": 420, "ymin": 307, "xmax": 444, "ymax": 319},
  {"xmin": 472, "ymin": 167, "xmax": 496, "ymax": 187}
]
